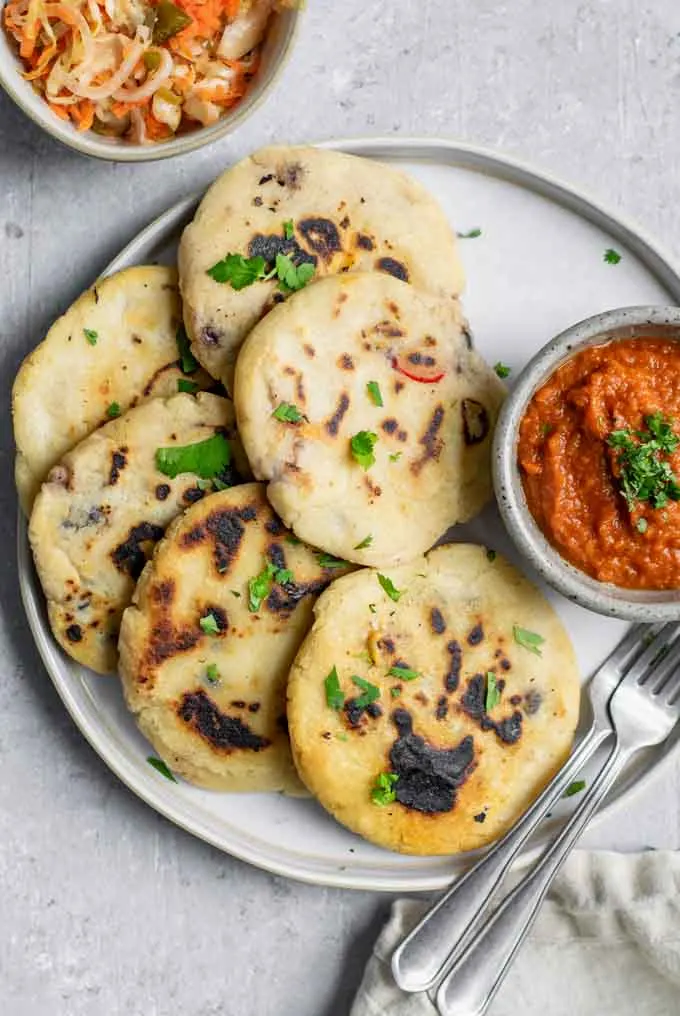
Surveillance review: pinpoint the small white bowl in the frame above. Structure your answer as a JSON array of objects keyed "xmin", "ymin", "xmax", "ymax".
[
  {"xmin": 0, "ymin": 4, "xmax": 300, "ymax": 162},
  {"xmin": 493, "ymin": 306, "xmax": 680, "ymax": 621}
]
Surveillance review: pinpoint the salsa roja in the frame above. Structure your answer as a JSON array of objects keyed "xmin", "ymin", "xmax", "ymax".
[{"xmin": 518, "ymin": 337, "xmax": 680, "ymax": 589}]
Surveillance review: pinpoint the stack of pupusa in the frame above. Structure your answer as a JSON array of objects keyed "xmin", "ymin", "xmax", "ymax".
[{"xmin": 14, "ymin": 146, "xmax": 580, "ymax": 855}]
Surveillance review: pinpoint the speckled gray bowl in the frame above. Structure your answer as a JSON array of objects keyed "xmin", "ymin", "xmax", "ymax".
[{"xmin": 493, "ymin": 305, "xmax": 680, "ymax": 621}]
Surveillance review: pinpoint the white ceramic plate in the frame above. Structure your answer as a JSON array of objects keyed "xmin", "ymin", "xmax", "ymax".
[{"xmin": 18, "ymin": 138, "xmax": 680, "ymax": 891}]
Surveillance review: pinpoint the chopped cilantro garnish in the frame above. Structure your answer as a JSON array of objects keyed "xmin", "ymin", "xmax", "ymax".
[
  {"xmin": 603, "ymin": 248, "xmax": 622, "ymax": 264},
  {"xmin": 199, "ymin": 613, "xmax": 220, "ymax": 635},
  {"xmin": 564, "ymin": 779, "xmax": 586, "ymax": 798},
  {"xmin": 368, "ymin": 603, "xmax": 377, "ymax": 614},
  {"xmin": 457, "ymin": 228, "xmax": 482, "ymax": 239},
  {"xmin": 178, "ymin": 379, "xmax": 199, "ymax": 394},
  {"xmin": 176, "ymin": 324, "xmax": 198, "ymax": 374},
  {"xmin": 494, "ymin": 362, "xmax": 511, "ymax": 379},
  {"xmin": 195, "ymin": 478, "xmax": 213, "ymax": 491},
  {"xmin": 155, "ymin": 433, "xmax": 230, "ymax": 479},
  {"xmin": 377, "ymin": 573, "xmax": 402, "ymax": 602},
  {"xmin": 84, "ymin": 328, "xmax": 98, "ymax": 345},
  {"xmin": 231, "ymin": 590, "xmax": 241, "ymax": 598},
  {"xmin": 276, "ymin": 254, "xmax": 315, "ymax": 293},
  {"xmin": 350, "ymin": 430, "xmax": 378, "ymax": 470},
  {"xmin": 147, "ymin": 756, "xmax": 177, "ymax": 782},
  {"xmin": 485, "ymin": 672, "xmax": 501, "ymax": 711},
  {"xmin": 637, "ymin": 518, "xmax": 648, "ymax": 534},
  {"xmin": 213, "ymin": 477, "xmax": 230, "ymax": 491},
  {"xmin": 286, "ymin": 534, "xmax": 301, "ymax": 545},
  {"xmin": 607, "ymin": 413, "xmax": 680, "ymax": 509},
  {"xmin": 390, "ymin": 686, "xmax": 401, "ymax": 698},
  {"xmin": 513, "ymin": 625, "xmax": 545, "ymax": 656},
  {"xmin": 207, "ymin": 253, "xmax": 272, "ymax": 289},
  {"xmin": 389, "ymin": 452, "xmax": 402, "ymax": 463},
  {"xmin": 351, "ymin": 675, "xmax": 380, "ymax": 708},
  {"xmin": 367, "ymin": 381, "xmax": 383, "ymax": 407},
  {"xmin": 207, "ymin": 249, "xmax": 315, "ymax": 294},
  {"xmin": 248, "ymin": 562, "xmax": 276, "ymax": 612},
  {"xmin": 317, "ymin": 552, "xmax": 348, "ymax": 569},
  {"xmin": 283, "ymin": 219, "xmax": 295, "ymax": 240},
  {"xmin": 273, "ymin": 402, "xmax": 304, "ymax": 424},
  {"xmin": 324, "ymin": 666, "xmax": 345, "ymax": 710},
  {"xmin": 337, "ymin": 732, "xmax": 349, "ymax": 742},
  {"xmin": 540, "ymin": 422, "xmax": 553, "ymax": 437},
  {"xmin": 354, "ymin": 535, "xmax": 373, "ymax": 550},
  {"xmin": 371, "ymin": 771, "xmax": 399, "ymax": 806},
  {"xmin": 248, "ymin": 561, "xmax": 291, "ymax": 612},
  {"xmin": 106, "ymin": 402, "xmax": 121, "ymax": 419},
  {"xmin": 486, "ymin": 549, "xmax": 496, "ymax": 562},
  {"xmin": 388, "ymin": 664, "xmax": 420, "ymax": 681},
  {"xmin": 205, "ymin": 663, "xmax": 220, "ymax": 684}
]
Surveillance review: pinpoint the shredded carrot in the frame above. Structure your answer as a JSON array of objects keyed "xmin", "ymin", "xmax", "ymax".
[{"xmin": 48, "ymin": 100, "xmax": 69, "ymax": 120}]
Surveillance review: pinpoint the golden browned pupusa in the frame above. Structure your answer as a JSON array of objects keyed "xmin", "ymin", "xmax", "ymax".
[
  {"xmin": 234, "ymin": 273, "xmax": 505, "ymax": 566},
  {"xmin": 12, "ymin": 265, "xmax": 214, "ymax": 513},
  {"xmin": 119, "ymin": 483, "xmax": 352, "ymax": 793},
  {"xmin": 178, "ymin": 145, "xmax": 465, "ymax": 384},
  {"xmin": 287, "ymin": 545, "xmax": 580, "ymax": 855},
  {"xmin": 29, "ymin": 394, "xmax": 248, "ymax": 674}
]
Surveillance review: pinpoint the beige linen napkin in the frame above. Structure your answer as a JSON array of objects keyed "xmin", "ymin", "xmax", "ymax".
[{"xmin": 350, "ymin": 851, "xmax": 680, "ymax": 1016}]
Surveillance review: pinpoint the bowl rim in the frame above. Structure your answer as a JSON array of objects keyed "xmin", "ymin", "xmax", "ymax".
[
  {"xmin": 493, "ymin": 304, "xmax": 680, "ymax": 621},
  {"xmin": 0, "ymin": 3, "xmax": 301, "ymax": 163}
]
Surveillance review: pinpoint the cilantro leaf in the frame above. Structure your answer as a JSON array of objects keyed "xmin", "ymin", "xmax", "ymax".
[
  {"xmin": 389, "ymin": 452, "xmax": 402, "ymax": 463},
  {"xmin": 603, "ymin": 248, "xmax": 622, "ymax": 265},
  {"xmin": 205, "ymin": 663, "xmax": 220, "ymax": 684},
  {"xmin": 147, "ymin": 756, "xmax": 177, "ymax": 782},
  {"xmin": 106, "ymin": 402, "xmax": 121, "ymax": 419},
  {"xmin": 155, "ymin": 434, "xmax": 230, "ymax": 479},
  {"xmin": 84, "ymin": 328, "xmax": 98, "ymax": 346},
  {"xmin": 371, "ymin": 771, "xmax": 399, "ymax": 806},
  {"xmin": 377, "ymin": 573, "xmax": 402, "ymax": 602},
  {"xmin": 388, "ymin": 664, "xmax": 420, "ymax": 681},
  {"xmin": 607, "ymin": 414, "xmax": 680, "ymax": 509},
  {"xmin": 494, "ymin": 362, "xmax": 511, "ymax": 379},
  {"xmin": 248, "ymin": 562, "xmax": 276, "ymax": 612},
  {"xmin": 637, "ymin": 518, "xmax": 648, "ymax": 534},
  {"xmin": 324, "ymin": 666, "xmax": 345, "ymax": 710},
  {"xmin": 176, "ymin": 324, "xmax": 198, "ymax": 374},
  {"xmin": 485, "ymin": 672, "xmax": 501, "ymax": 711},
  {"xmin": 275, "ymin": 253, "xmax": 315, "ymax": 293},
  {"xmin": 283, "ymin": 219, "xmax": 295, "ymax": 240},
  {"xmin": 354, "ymin": 535, "xmax": 373, "ymax": 550},
  {"xmin": 317, "ymin": 552, "xmax": 348, "ymax": 569},
  {"xmin": 248, "ymin": 561, "xmax": 291, "ymax": 612},
  {"xmin": 390, "ymin": 686, "xmax": 401, "ymax": 697},
  {"xmin": 457, "ymin": 228, "xmax": 482, "ymax": 239},
  {"xmin": 513, "ymin": 625, "xmax": 545, "ymax": 656},
  {"xmin": 178, "ymin": 379, "xmax": 199, "ymax": 394},
  {"xmin": 351, "ymin": 675, "xmax": 380, "ymax": 708},
  {"xmin": 350, "ymin": 430, "xmax": 378, "ymax": 470},
  {"xmin": 273, "ymin": 402, "xmax": 304, "ymax": 423},
  {"xmin": 367, "ymin": 381, "xmax": 383, "ymax": 407},
  {"xmin": 199, "ymin": 613, "xmax": 220, "ymax": 636},
  {"xmin": 564, "ymin": 779, "xmax": 586, "ymax": 797},
  {"xmin": 207, "ymin": 253, "xmax": 269, "ymax": 289}
]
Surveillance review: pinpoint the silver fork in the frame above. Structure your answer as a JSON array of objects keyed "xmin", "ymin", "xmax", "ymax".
[
  {"xmin": 392, "ymin": 622, "xmax": 660, "ymax": 994},
  {"xmin": 435, "ymin": 621, "xmax": 680, "ymax": 1016}
]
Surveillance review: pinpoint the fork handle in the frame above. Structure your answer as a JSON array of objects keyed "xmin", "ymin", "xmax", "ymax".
[
  {"xmin": 435, "ymin": 739, "xmax": 630, "ymax": 1016},
  {"xmin": 391, "ymin": 725, "xmax": 608, "ymax": 993}
]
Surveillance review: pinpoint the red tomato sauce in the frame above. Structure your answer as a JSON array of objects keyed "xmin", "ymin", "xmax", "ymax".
[{"xmin": 518, "ymin": 337, "xmax": 680, "ymax": 589}]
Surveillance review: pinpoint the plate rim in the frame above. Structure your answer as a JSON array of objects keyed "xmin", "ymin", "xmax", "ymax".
[{"xmin": 19, "ymin": 135, "xmax": 680, "ymax": 891}]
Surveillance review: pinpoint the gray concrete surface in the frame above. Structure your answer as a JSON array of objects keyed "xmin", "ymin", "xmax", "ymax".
[{"xmin": 2, "ymin": 1, "xmax": 680, "ymax": 1013}]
